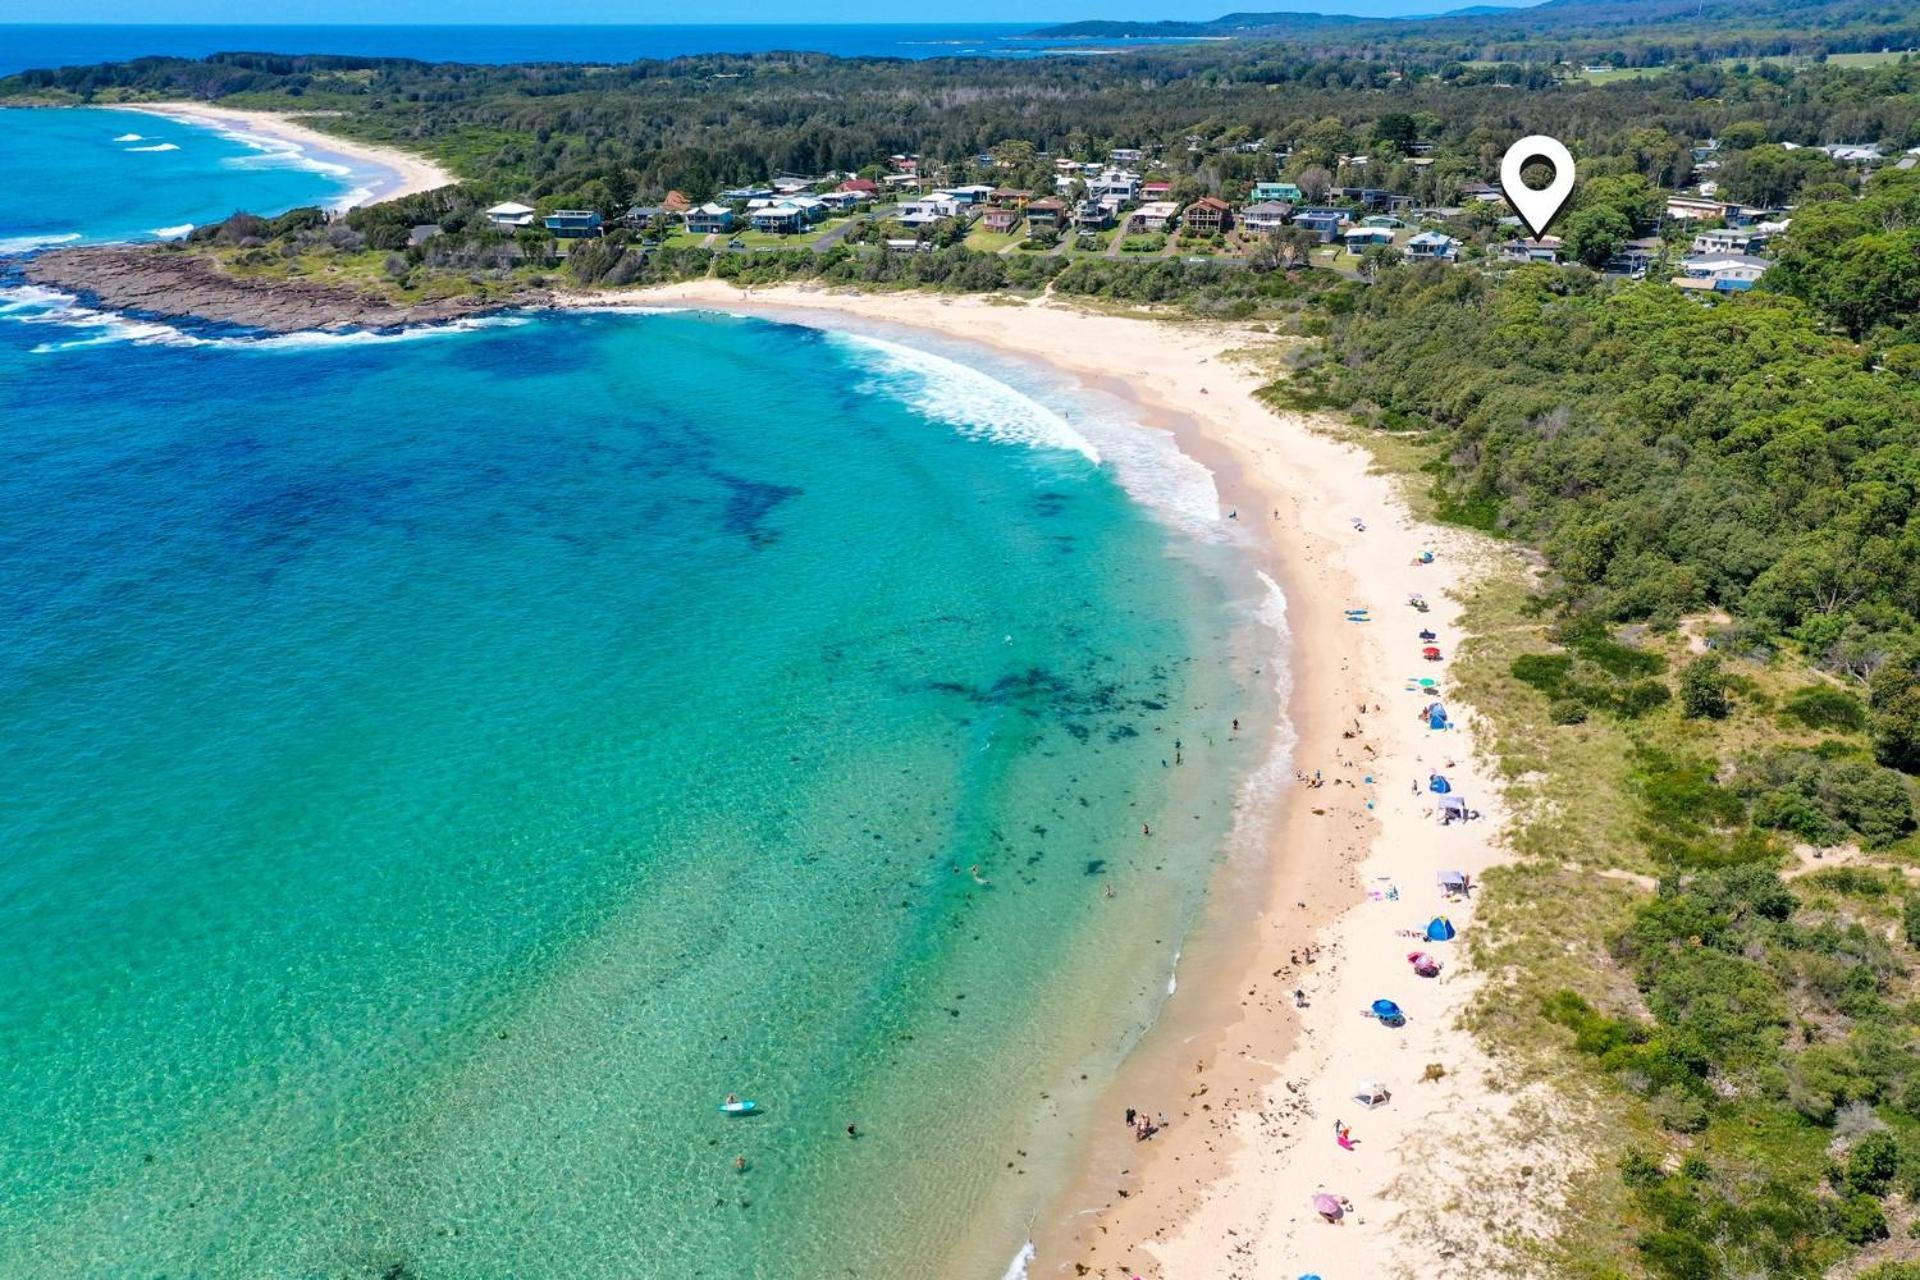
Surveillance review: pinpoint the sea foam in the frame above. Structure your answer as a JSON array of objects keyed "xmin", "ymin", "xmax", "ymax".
[
  {"xmin": 125, "ymin": 142, "xmax": 180, "ymax": 153},
  {"xmin": 0, "ymin": 285, "xmax": 527, "ymax": 353},
  {"xmin": 112, "ymin": 132, "xmax": 144, "ymax": 142},
  {"xmin": 150, "ymin": 224, "xmax": 194, "ymax": 240},
  {"xmin": 0, "ymin": 232, "xmax": 82, "ymax": 255},
  {"xmin": 827, "ymin": 329, "xmax": 1102, "ymax": 463}
]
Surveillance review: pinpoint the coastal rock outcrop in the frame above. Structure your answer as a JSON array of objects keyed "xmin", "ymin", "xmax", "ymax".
[{"xmin": 19, "ymin": 245, "xmax": 548, "ymax": 333}]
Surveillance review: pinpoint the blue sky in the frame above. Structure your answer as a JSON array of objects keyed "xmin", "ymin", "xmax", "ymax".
[{"xmin": 7, "ymin": 0, "xmax": 1530, "ymax": 21}]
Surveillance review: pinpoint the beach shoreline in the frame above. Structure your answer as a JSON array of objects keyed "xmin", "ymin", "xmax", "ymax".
[
  {"xmin": 574, "ymin": 280, "xmax": 1539, "ymax": 1279},
  {"xmin": 118, "ymin": 102, "xmax": 454, "ymax": 207}
]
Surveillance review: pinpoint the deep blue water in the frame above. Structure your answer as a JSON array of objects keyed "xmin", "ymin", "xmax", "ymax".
[
  {"xmin": 0, "ymin": 24, "xmax": 1207, "ymax": 76},
  {"xmin": 0, "ymin": 106, "xmax": 361, "ymax": 252}
]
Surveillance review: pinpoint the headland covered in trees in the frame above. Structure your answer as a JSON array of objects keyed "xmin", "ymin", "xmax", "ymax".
[{"xmin": 5, "ymin": 5, "xmax": 1920, "ymax": 1276}]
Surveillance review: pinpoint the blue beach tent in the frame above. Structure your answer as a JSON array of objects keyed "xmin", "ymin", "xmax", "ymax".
[
  {"xmin": 1428, "ymin": 773, "xmax": 1451, "ymax": 794},
  {"xmin": 1370, "ymin": 998, "xmax": 1406, "ymax": 1026},
  {"xmin": 1426, "ymin": 916, "xmax": 1457, "ymax": 942},
  {"xmin": 1426, "ymin": 704, "xmax": 1449, "ymax": 730}
]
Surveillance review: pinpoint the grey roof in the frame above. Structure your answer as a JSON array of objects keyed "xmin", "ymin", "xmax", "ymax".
[{"xmin": 1241, "ymin": 201, "xmax": 1294, "ymax": 215}]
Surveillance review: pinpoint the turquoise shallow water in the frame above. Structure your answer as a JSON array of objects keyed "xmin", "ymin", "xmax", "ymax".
[
  {"xmin": 0, "ymin": 106, "xmax": 364, "ymax": 252},
  {"xmin": 0, "ymin": 286, "xmax": 1279, "ymax": 1276}
]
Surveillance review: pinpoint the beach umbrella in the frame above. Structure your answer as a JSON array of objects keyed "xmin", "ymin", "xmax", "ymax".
[
  {"xmin": 1369, "ymin": 998, "xmax": 1404, "ymax": 1022},
  {"xmin": 1437, "ymin": 869, "xmax": 1469, "ymax": 892},
  {"xmin": 1408, "ymin": 950, "xmax": 1441, "ymax": 976},
  {"xmin": 1422, "ymin": 645, "xmax": 1442, "ymax": 661},
  {"xmin": 1313, "ymin": 1193, "xmax": 1344, "ymax": 1220}
]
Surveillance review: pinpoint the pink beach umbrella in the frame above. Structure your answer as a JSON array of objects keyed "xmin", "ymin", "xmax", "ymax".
[{"xmin": 1313, "ymin": 1193, "xmax": 1345, "ymax": 1221}]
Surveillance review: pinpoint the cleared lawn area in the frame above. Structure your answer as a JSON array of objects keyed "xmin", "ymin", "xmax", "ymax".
[
  {"xmin": 964, "ymin": 225, "xmax": 1023, "ymax": 252},
  {"xmin": 1826, "ymin": 49, "xmax": 1916, "ymax": 67}
]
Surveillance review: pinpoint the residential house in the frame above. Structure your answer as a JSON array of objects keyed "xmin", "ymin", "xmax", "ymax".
[
  {"xmin": 1110, "ymin": 147, "xmax": 1145, "ymax": 166},
  {"xmin": 720, "ymin": 186, "xmax": 774, "ymax": 202},
  {"xmin": 750, "ymin": 203, "xmax": 810, "ymax": 235},
  {"xmin": 483, "ymin": 201, "xmax": 537, "ymax": 230},
  {"xmin": 816, "ymin": 190, "xmax": 863, "ymax": 213},
  {"xmin": 989, "ymin": 188, "xmax": 1033, "ymax": 208},
  {"xmin": 941, "ymin": 185, "xmax": 996, "ymax": 206},
  {"xmin": 684, "ymin": 203, "xmax": 736, "ymax": 234},
  {"xmin": 1252, "ymin": 182, "xmax": 1303, "ymax": 203},
  {"xmin": 771, "ymin": 176, "xmax": 818, "ymax": 196},
  {"xmin": 837, "ymin": 177, "xmax": 879, "ymax": 197},
  {"xmin": 1025, "ymin": 198, "xmax": 1067, "ymax": 230},
  {"xmin": 1361, "ymin": 214, "xmax": 1406, "ymax": 229},
  {"xmin": 1074, "ymin": 200, "xmax": 1114, "ymax": 230},
  {"xmin": 1673, "ymin": 253, "xmax": 1770, "ymax": 292},
  {"xmin": 1182, "ymin": 196, "xmax": 1231, "ymax": 235},
  {"xmin": 1458, "ymin": 181, "xmax": 1504, "ymax": 203},
  {"xmin": 1341, "ymin": 226, "xmax": 1395, "ymax": 250},
  {"xmin": 621, "ymin": 205, "xmax": 668, "ymax": 228},
  {"xmin": 1499, "ymin": 236, "xmax": 1563, "ymax": 263},
  {"xmin": 1692, "ymin": 228, "xmax": 1769, "ymax": 255},
  {"xmin": 897, "ymin": 196, "xmax": 962, "ymax": 227},
  {"xmin": 884, "ymin": 238, "xmax": 931, "ymax": 253},
  {"xmin": 1405, "ymin": 231, "xmax": 1460, "ymax": 261},
  {"xmin": 1604, "ymin": 237, "xmax": 1664, "ymax": 276},
  {"xmin": 1335, "ymin": 186, "xmax": 1393, "ymax": 211},
  {"xmin": 1131, "ymin": 201, "xmax": 1179, "ymax": 232},
  {"xmin": 1239, "ymin": 201, "xmax": 1293, "ymax": 234},
  {"xmin": 1665, "ymin": 195, "xmax": 1729, "ymax": 221},
  {"xmin": 544, "ymin": 210, "xmax": 603, "ymax": 239},
  {"xmin": 983, "ymin": 206, "xmax": 1023, "ymax": 234},
  {"xmin": 1821, "ymin": 143, "xmax": 1885, "ymax": 165},
  {"xmin": 662, "ymin": 191, "xmax": 693, "ymax": 215},
  {"xmin": 1293, "ymin": 209, "xmax": 1344, "ymax": 242},
  {"xmin": 1087, "ymin": 170, "xmax": 1141, "ymax": 202},
  {"xmin": 1141, "ymin": 180, "xmax": 1173, "ymax": 201},
  {"xmin": 881, "ymin": 173, "xmax": 927, "ymax": 192},
  {"xmin": 888, "ymin": 154, "xmax": 920, "ymax": 174}
]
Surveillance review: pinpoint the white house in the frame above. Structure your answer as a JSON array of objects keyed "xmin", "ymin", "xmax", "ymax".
[
  {"xmin": 1130, "ymin": 200, "xmax": 1179, "ymax": 231},
  {"xmin": 1691, "ymin": 228, "xmax": 1769, "ymax": 255},
  {"xmin": 1086, "ymin": 169, "xmax": 1142, "ymax": 202},
  {"xmin": 1239, "ymin": 201, "xmax": 1293, "ymax": 233},
  {"xmin": 896, "ymin": 196, "xmax": 962, "ymax": 227},
  {"xmin": 1673, "ymin": 253, "xmax": 1770, "ymax": 292},
  {"xmin": 483, "ymin": 201, "xmax": 537, "ymax": 229}
]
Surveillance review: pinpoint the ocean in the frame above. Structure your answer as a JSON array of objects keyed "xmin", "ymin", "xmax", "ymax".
[
  {"xmin": 0, "ymin": 107, "xmax": 1281, "ymax": 1277},
  {"xmin": 0, "ymin": 105, "xmax": 387, "ymax": 251},
  {"xmin": 0, "ymin": 24, "xmax": 1205, "ymax": 78}
]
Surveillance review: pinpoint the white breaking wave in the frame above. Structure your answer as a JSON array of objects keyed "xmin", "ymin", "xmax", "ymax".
[
  {"xmin": 998, "ymin": 1240, "xmax": 1036, "ymax": 1280},
  {"xmin": 0, "ymin": 285, "xmax": 527, "ymax": 353},
  {"xmin": 150, "ymin": 223, "xmax": 194, "ymax": 240},
  {"xmin": 112, "ymin": 132, "xmax": 145, "ymax": 142},
  {"xmin": 828, "ymin": 329, "xmax": 1102, "ymax": 463},
  {"xmin": 0, "ymin": 232, "xmax": 82, "ymax": 255},
  {"xmin": 125, "ymin": 142, "xmax": 179, "ymax": 153},
  {"xmin": 213, "ymin": 127, "xmax": 366, "ymax": 210}
]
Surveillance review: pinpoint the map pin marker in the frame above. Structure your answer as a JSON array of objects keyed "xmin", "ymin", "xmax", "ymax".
[{"xmin": 1500, "ymin": 135, "xmax": 1576, "ymax": 239}]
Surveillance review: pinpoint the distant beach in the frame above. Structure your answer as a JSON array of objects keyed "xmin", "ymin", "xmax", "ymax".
[
  {"xmin": 595, "ymin": 280, "xmax": 1531, "ymax": 1279},
  {"xmin": 119, "ymin": 102, "xmax": 454, "ymax": 207}
]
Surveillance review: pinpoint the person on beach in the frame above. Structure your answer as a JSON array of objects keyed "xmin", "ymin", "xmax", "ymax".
[
  {"xmin": 1125, "ymin": 1107, "xmax": 1137, "ymax": 1128},
  {"xmin": 1142, "ymin": 823, "xmax": 1151, "ymax": 837},
  {"xmin": 735, "ymin": 1156, "xmax": 748, "ymax": 1173},
  {"xmin": 846, "ymin": 1123, "xmax": 859, "ymax": 1139}
]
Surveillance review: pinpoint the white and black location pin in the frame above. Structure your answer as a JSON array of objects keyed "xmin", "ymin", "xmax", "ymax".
[{"xmin": 1500, "ymin": 135, "xmax": 1576, "ymax": 239}]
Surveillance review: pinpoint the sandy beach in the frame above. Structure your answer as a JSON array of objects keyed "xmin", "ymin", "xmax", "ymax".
[
  {"xmin": 120, "ymin": 103, "xmax": 454, "ymax": 207},
  {"xmin": 581, "ymin": 280, "xmax": 1554, "ymax": 1279}
]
